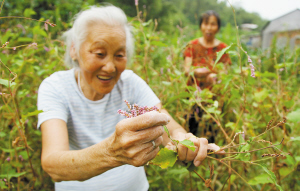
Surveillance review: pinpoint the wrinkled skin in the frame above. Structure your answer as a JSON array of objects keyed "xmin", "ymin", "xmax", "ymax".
[
  {"xmin": 106, "ymin": 111, "xmax": 170, "ymax": 167},
  {"xmin": 165, "ymin": 132, "xmax": 223, "ymax": 166}
]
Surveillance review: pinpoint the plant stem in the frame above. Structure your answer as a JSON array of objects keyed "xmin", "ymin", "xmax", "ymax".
[
  {"xmin": 135, "ymin": 5, "xmax": 149, "ymax": 83},
  {"xmin": 193, "ymin": 170, "xmax": 214, "ymax": 191},
  {"xmin": 196, "ymin": 101, "xmax": 231, "ymax": 143},
  {"xmin": 0, "ymin": 0, "xmax": 5, "ymax": 14},
  {"xmin": 221, "ymin": 173, "xmax": 231, "ymax": 191},
  {"xmin": 222, "ymin": 138, "xmax": 284, "ymax": 154},
  {"xmin": 149, "ymin": 165, "xmax": 171, "ymax": 191},
  {"xmin": 207, "ymin": 156, "xmax": 255, "ymax": 191}
]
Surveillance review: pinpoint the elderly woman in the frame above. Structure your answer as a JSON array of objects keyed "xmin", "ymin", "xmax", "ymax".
[
  {"xmin": 183, "ymin": 10, "xmax": 231, "ymax": 139},
  {"xmin": 38, "ymin": 5, "xmax": 216, "ymax": 191}
]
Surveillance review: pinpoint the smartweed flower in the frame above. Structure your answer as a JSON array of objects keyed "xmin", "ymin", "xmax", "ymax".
[
  {"xmin": 1, "ymin": 42, "xmax": 9, "ymax": 48},
  {"xmin": 160, "ymin": 68, "xmax": 164, "ymax": 75},
  {"xmin": 45, "ymin": 21, "xmax": 56, "ymax": 28},
  {"xmin": 28, "ymin": 42, "xmax": 38, "ymax": 49},
  {"xmin": 248, "ymin": 56, "xmax": 255, "ymax": 78},
  {"xmin": 19, "ymin": 155, "xmax": 24, "ymax": 162},
  {"xmin": 118, "ymin": 100, "xmax": 159, "ymax": 118}
]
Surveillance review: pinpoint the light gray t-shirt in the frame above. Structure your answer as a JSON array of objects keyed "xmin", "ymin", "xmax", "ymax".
[{"xmin": 37, "ymin": 68, "xmax": 160, "ymax": 191}]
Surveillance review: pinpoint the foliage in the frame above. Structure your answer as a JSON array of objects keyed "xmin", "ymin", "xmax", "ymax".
[
  {"xmin": 0, "ymin": 0, "xmax": 267, "ymax": 35},
  {"xmin": 1, "ymin": 0, "xmax": 300, "ymax": 191}
]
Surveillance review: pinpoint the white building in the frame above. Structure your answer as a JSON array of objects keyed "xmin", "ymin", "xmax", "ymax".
[{"xmin": 262, "ymin": 9, "xmax": 300, "ymax": 49}]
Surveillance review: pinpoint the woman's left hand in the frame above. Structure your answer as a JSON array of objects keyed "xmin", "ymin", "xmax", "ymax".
[{"xmin": 165, "ymin": 132, "xmax": 222, "ymax": 167}]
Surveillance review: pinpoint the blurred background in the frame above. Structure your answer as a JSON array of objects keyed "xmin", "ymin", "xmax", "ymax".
[{"xmin": 1, "ymin": 0, "xmax": 300, "ymax": 190}]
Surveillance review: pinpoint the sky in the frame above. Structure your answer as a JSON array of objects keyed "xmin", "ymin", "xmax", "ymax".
[{"xmin": 220, "ymin": 0, "xmax": 300, "ymax": 20}]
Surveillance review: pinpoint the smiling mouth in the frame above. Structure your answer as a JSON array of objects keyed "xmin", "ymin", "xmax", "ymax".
[{"xmin": 97, "ymin": 75, "xmax": 113, "ymax": 81}]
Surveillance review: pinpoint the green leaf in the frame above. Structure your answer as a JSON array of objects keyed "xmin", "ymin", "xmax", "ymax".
[
  {"xmin": 174, "ymin": 69, "xmax": 182, "ymax": 76},
  {"xmin": 287, "ymin": 109, "xmax": 300, "ymax": 123},
  {"xmin": 0, "ymin": 79, "xmax": 16, "ymax": 87},
  {"xmin": 0, "ymin": 147, "xmax": 23, "ymax": 153},
  {"xmin": 225, "ymin": 122, "xmax": 236, "ymax": 130},
  {"xmin": 213, "ymin": 43, "xmax": 235, "ymax": 69},
  {"xmin": 179, "ymin": 140, "xmax": 195, "ymax": 151},
  {"xmin": 259, "ymin": 71, "xmax": 277, "ymax": 78},
  {"xmin": 279, "ymin": 167, "xmax": 294, "ymax": 177},
  {"xmin": 256, "ymin": 163, "xmax": 283, "ymax": 191},
  {"xmin": 0, "ymin": 180, "xmax": 8, "ymax": 189},
  {"xmin": 22, "ymin": 110, "xmax": 43, "ymax": 119},
  {"xmin": 235, "ymin": 143, "xmax": 251, "ymax": 161},
  {"xmin": 33, "ymin": 26, "xmax": 48, "ymax": 37},
  {"xmin": 0, "ymin": 148, "xmax": 15, "ymax": 153},
  {"xmin": 248, "ymin": 173, "xmax": 273, "ymax": 185},
  {"xmin": 142, "ymin": 19, "xmax": 152, "ymax": 27},
  {"xmin": 186, "ymin": 162, "xmax": 197, "ymax": 172},
  {"xmin": 235, "ymin": 152, "xmax": 250, "ymax": 161},
  {"xmin": 162, "ymin": 81, "xmax": 172, "ymax": 86},
  {"xmin": 0, "ymin": 132, "xmax": 6, "ymax": 138},
  {"xmin": 151, "ymin": 41, "xmax": 168, "ymax": 47},
  {"xmin": 150, "ymin": 148, "xmax": 178, "ymax": 169},
  {"xmin": 23, "ymin": 8, "xmax": 36, "ymax": 17},
  {"xmin": 163, "ymin": 125, "xmax": 170, "ymax": 137},
  {"xmin": 17, "ymin": 37, "xmax": 33, "ymax": 42},
  {"xmin": 0, "ymin": 171, "xmax": 27, "ymax": 179},
  {"xmin": 213, "ymin": 101, "xmax": 218, "ymax": 108},
  {"xmin": 289, "ymin": 137, "xmax": 300, "ymax": 142},
  {"xmin": 206, "ymin": 107, "xmax": 221, "ymax": 115},
  {"xmin": 163, "ymin": 92, "xmax": 191, "ymax": 107},
  {"xmin": 285, "ymin": 155, "xmax": 296, "ymax": 167},
  {"xmin": 254, "ymin": 89, "xmax": 269, "ymax": 103},
  {"xmin": 166, "ymin": 167, "xmax": 188, "ymax": 175}
]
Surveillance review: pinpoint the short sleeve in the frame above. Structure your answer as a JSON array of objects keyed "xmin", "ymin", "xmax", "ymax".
[
  {"xmin": 37, "ymin": 77, "xmax": 69, "ymax": 128},
  {"xmin": 183, "ymin": 43, "xmax": 194, "ymax": 58},
  {"xmin": 130, "ymin": 73, "xmax": 160, "ymax": 107}
]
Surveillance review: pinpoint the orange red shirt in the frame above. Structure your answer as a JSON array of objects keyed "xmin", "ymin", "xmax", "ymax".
[{"xmin": 183, "ymin": 38, "xmax": 231, "ymax": 88}]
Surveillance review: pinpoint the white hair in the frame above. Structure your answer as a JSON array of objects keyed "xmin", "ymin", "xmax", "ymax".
[{"xmin": 63, "ymin": 5, "xmax": 134, "ymax": 68}]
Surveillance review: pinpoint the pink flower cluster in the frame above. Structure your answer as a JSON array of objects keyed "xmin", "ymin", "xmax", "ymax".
[
  {"xmin": 44, "ymin": 21, "xmax": 56, "ymax": 30},
  {"xmin": 248, "ymin": 56, "xmax": 255, "ymax": 78},
  {"xmin": 117, "ymin": 100, "xmax": 159, "ymax": 118},
  {"xmin": 1, "ymin": 42, "xmax": 9, "ymax": 48},
  {"xmin": 5, "ymin": 155, "xmax": 23, "ymax": 162}
]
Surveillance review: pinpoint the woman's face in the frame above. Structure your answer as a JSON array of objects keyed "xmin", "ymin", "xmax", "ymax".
[
  {"xmin": 200, "ymin": 15, "xmax": 219, "ymax": 41},
  {"xmin": 74, "ymin": 24, "xmax": 127, "ymax": 100}
]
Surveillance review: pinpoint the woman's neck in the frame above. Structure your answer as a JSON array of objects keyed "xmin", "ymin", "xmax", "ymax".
[
  {"xmin": 75, "ymin": 70, "xmax": 104, "ymax": 101},
  {"xmin": 199, "ymin": 37, "xmax": 220, "ymax": 48}
]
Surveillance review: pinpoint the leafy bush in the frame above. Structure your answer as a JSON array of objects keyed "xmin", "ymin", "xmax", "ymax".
[{"xmin": 1, "ymin": 1, "xmax": 300, "ymax": 191}]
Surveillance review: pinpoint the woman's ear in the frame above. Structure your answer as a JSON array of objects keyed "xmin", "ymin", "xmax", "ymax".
[{"xmin": 70, "ymin": 43, "xmax": 77, "ymax": 61}]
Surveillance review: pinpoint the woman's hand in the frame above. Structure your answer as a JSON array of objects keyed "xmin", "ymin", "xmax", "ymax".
[
  {"xmin": 107, "ymin": 111, "xmax": 170, "ymax": 167},
  {"xmin": 165, "ymin": 132, "xmax": 223, "ymax": 167},
  {"xmin": 206, "ymin": 73, "xmax": 217, "ymax": 86},
  {"xmin": 194, "ymin": 67, "xmax": 211, "ymax": 78}
]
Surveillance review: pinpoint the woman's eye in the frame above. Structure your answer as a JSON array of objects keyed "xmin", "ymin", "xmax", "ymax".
[
  {"xmin": 116, "ymin": 54, "xmax": 124, "ymax": 58},
  {"xmin": 97, "ymin": 53, "xmax": 105, "ymax": 57}
]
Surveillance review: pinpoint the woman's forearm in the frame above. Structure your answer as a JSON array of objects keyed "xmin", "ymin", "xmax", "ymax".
[{"xmin": 42, "ymin": 137, "xmax": 119, "ymax": 182}]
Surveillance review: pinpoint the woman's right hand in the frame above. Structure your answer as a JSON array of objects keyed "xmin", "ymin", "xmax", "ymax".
[
  {"xmin": 107, "ymin": 111, "xmax": 170, "ymax": 167},
  {"xmin": 194, "ymin": 67, "xmax": 211, "ymax": 78}
]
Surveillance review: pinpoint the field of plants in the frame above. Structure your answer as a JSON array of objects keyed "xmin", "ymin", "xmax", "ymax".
[{"xmin": 0, "ymin": 0, "xmax": 300, "ymax": 190}]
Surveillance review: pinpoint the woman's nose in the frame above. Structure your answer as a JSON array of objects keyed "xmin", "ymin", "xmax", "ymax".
[{"xmin": 102, "ymin": 58, "xmax": 115, "ymax": 73}]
